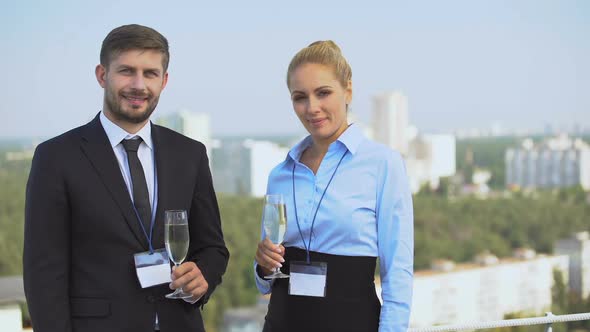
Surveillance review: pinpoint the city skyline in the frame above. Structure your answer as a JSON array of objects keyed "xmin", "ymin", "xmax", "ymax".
[{"xmin": 1, "ymin": 1, "xmax": 589, "ymax": 139}]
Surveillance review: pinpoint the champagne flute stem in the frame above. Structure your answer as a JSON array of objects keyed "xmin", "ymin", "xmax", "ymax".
[{"xmin": 172, "ymin": 262, "xmax": 181, "ymax": 294}]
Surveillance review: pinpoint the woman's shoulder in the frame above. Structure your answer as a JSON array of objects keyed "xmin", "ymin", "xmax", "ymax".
[
  {"xmin": 267, "ymin": 158, "xmax": 292, "ymax": 179},
  {"xmin": 357, "ymin": 139, "xmax": 404, "ymax": 165}
]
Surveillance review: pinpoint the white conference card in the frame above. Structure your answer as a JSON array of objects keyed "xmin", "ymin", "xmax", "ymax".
[
  {"xmin": 134, "ymin": 249, "xmax": 172, "ymax": 288},
  {"xmin": 288, "ymin": 261, "xmax": 327, "ymax": 297}
]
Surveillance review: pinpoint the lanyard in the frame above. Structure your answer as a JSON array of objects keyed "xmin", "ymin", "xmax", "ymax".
[
  {"xmin": 292, "ymin": 149, "xmax": 348, "ymax": 264},
  {"xmin": 130, "ymin": 156, "xmax": 158, "ymax": 254}
]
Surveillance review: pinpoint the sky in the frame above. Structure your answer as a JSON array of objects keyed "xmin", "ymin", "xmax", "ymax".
[{"xmin": 1, "ymin": 0, "xmax": 589, "ymax": 139}]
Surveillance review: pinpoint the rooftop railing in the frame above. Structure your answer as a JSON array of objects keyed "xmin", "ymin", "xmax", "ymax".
[{"xmin": 409, "ymin": 312, "xmax": 590, "ymax": 332}]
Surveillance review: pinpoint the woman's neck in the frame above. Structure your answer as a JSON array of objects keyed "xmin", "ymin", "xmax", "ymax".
[
  {"xmin": 309, "ymin": 140, "xmax": 330, "ymax": 157},
  {"xmin": 309, "ymin": 122, "xmax": 350, "ymax": 155}
]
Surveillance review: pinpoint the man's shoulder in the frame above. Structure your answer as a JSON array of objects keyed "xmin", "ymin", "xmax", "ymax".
[
  {"xmin": 36, "ymin": 122, "xmax": 91, "ymax": 151},
  {"xmin": 31, "ymin": 121, "xmax": 96, "ymax": 167},
  {"xmin": 152, "ymin": 124, "xmax": 206, "ymax": 150}
]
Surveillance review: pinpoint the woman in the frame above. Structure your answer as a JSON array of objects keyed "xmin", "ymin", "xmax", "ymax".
[{"xmin": 254, "ymin": 40, "xmax": 414, "ymax": 332}]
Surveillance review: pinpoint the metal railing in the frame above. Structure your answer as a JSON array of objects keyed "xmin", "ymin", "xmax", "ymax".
[{"xmin": 409, "ymin": 312, "xmax": 590, "ymax": 332}]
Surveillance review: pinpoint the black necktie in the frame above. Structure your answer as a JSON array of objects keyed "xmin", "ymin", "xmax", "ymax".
[{"xmin": 122, "ymin": 138, "xmax": 152, "ymax": 233}]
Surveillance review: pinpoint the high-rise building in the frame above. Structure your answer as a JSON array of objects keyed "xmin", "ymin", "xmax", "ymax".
[
  {"xmin": 505, "ymin": 135, "xmax": 590, "ymax": 190},
  {"xmin": 555, "ymin": 231, "xmax": 590, "ymax": 300},
  {"xmin": 372, "ymin": 91, "xmax": 409, "ymax": 155},
  {"xmin": 424, "ymin": 134, "xmax": 456, "ymax": 188},
  {"xmin": 212, "ymin": 139, "xmax": 288, "ymax": 197},
  {"xmin": 246, "ymin": 140, "xmax": 289, "ymax": 197},
  {"xmin": 405, "ymin": 134, "xmax": 456, "ymax": 193},
  {"xmin": 370, "ymin": 91, "xmax": 456, "ymax": 193},
  {"xmin": 155, "ymin": 110, "xmax": 212, "ymax": 156}
]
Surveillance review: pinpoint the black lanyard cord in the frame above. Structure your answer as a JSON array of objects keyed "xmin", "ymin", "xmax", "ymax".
[{"xmin": 292, "ymin": 150, "xmax": 348, "ymax": 264}]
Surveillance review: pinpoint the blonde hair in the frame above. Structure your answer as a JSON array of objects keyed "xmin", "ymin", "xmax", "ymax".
[{"xmin": 286, "ymin": 40, "xmax": 352, "ymax": 89}]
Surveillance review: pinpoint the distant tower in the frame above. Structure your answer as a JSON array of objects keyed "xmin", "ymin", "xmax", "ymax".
[{"xmin": 372, "ymin": 91, "xmax": 409, "ymax": 155}]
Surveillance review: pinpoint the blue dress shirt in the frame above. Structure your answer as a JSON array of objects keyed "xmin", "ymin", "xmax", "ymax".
[{"xmin": 254, "ymin": 123, "xmax": 414, "ymax": 332}]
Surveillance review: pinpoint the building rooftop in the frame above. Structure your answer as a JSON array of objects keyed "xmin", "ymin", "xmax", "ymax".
[{"xmin": 414, "ymin": 253, "xmax": 566, "ymax": 277}]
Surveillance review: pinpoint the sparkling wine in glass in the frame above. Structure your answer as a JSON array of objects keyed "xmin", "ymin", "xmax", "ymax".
[
  {"xmin": 164, "ymin": 210, "xmax": 193, "ymax": 299},
  {"xmin": 262, "ymin": 194, "xmax": 289, "ymax": 279}
]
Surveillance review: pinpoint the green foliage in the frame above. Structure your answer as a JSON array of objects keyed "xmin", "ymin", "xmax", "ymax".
[
  {"xmin": 202, "ymin": 195, "xmax": 263, "ymax": 332},
  {"xmin": 552, "ymin": 269, "xmax": 568, "ymax": 315},
  {"xmin": 413, "ymin": 191, "xmax": 590, "ymax": 269},
  {"xmin": 490, "ymin": 312, "xmax": 543, "ymax": 332},
  {"xmin": 0, "ymin": 153, "xmax": 29, "ymax": 276},
  {"xmin": 550, "ymin": 269, "xmax": 569, "ymax": 332},
  {"xmin": 456, "ymin": 137, "xmax": 526, "ymax": 188},
  {"xmin": 567, "ymin": 293, "xmax": 590, "ymax": 331}
]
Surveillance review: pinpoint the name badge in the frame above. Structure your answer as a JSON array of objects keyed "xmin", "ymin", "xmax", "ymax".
[
  {"xmin": 288, "ymin": 261, "xmax": 328, "ymax": 297},
  {"xmin": 134, "ymin": 248, "xmax": 172, "ymax": 288}
]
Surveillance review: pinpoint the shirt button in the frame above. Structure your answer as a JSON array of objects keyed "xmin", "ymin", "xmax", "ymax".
[{"xmin": 147, "ymin": 295, "xmax": 156, "ymax": 303}]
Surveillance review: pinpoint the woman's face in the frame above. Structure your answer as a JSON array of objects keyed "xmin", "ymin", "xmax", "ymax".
[{"xmin": 288, "ymin": 63, "xmax": 352, "ymax": 146}]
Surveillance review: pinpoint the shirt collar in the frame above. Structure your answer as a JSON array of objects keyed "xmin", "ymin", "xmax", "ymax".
[
  {"xmin": 287, "ymin": 123, "xmax": 365, "ymax": 161},
  {"xmin": 337, "ymin": 123, "xmax": 364, "ymax": 155},
  {"xmin": 99, "ymin": 111, "xmax": 153, "ymax": 150}
]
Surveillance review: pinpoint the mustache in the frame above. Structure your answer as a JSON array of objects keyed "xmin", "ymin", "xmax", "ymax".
[{"xmin": 121, "ymin": 89, "xmax": 151, "ymax": 98}]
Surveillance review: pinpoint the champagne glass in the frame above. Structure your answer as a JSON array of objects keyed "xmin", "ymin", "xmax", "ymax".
[
  {"xmin": 164, "ymin": 210, "xmax": 193, "ymax": 299},
  {"xmin": 262, "ymin": 194, "xmax": 290, "ymax": 279}
]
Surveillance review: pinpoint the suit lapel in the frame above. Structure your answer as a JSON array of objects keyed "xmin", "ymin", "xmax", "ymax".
[
  {"xmin": 79, "ymin": 114, "xmax": 149, "ymax": 250},
  {"xmin": 152, "ymin": 124, "xmax": 170, "ymax": 248}
]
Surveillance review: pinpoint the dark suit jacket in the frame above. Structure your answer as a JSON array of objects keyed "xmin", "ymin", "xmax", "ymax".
[{"xmin": 23, "ymin": 114, "xmax": 229, "ymax": 332}]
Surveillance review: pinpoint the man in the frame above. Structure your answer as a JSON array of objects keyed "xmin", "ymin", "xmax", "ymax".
[{"xmin": 23, "ymin": 24, "xmax": 229, "ymax": 332}]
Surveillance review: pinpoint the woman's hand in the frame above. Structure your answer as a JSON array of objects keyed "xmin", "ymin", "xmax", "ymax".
[{"xmin": 255, "ymin": 238, "xmax": 285, "ymax": 275}]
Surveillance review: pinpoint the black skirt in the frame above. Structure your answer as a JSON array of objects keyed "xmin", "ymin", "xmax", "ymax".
[{"xmin": 263, "ymin": 247, "xmax": 381, "ymax": 332}]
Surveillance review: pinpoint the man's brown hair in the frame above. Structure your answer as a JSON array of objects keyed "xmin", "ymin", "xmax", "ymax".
[{"xmin": 100, "ymin": 24, "xmax": 170, "ymax": 71}]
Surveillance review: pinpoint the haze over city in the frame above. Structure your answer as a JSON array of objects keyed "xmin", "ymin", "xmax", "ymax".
[{"xmin": 1, "ymin": 0, "xmax": 589, "ymax": 139}]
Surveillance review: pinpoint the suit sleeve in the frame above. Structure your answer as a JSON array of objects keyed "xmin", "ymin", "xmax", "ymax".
[
  {"xmin": 23, "ymin": 143, "xmax": 73, "ymax": 331},
  {"xmin": 187, "ymin": 144, "xmax": 230, "ymax": 307}
]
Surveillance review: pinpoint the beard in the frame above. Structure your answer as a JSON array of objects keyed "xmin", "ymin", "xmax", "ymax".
[{"xmin": 104, "ymin": 87, "xmax": 160, "ymax": 124}]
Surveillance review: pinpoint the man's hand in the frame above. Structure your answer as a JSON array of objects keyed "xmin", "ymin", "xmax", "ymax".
[{"xmin": 170, "ymin": 261, "xmax": 208, "ymax": 302}]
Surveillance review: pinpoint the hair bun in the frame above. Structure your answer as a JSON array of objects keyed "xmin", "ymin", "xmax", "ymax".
[
  {"xmin": 287, "ymin": 39, "xmax": 351, "ymax": 88},
  {"xmin": 308, "ymin": 40, "xmax": 342, "ymax": 55}
]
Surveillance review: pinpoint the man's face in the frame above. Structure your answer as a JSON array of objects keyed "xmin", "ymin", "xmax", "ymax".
[{"xmin": 96, "ymin": 49, "xmax": 168, "ymax": 125}]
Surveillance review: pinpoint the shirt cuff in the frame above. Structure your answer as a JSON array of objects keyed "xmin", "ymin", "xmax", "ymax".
[{"xmin": 254, "ymin": 261, "xmax": 273, "ymax": 294}]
